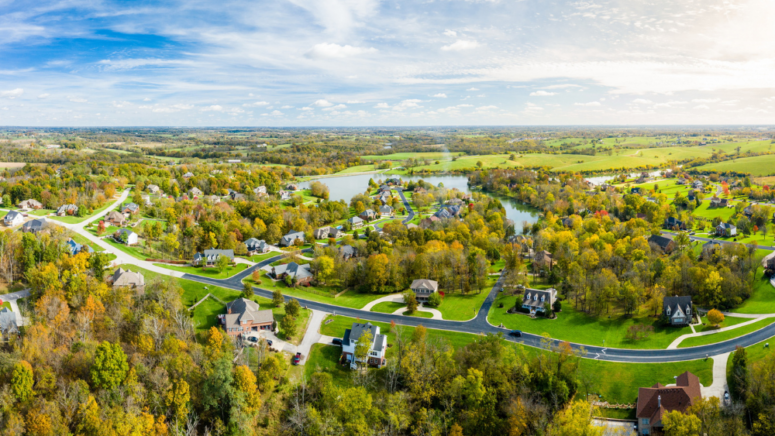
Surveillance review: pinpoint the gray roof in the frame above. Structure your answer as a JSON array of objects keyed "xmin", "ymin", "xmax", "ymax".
[
  {"xmin": 4, "ymin": 211, "xmax": 22, "ymax": 220},
  {"xmin": 111, "ymin": 268, "xmax": 145, "ymax": 287},
  {"xmin": 57, "ymin": 204, "xmax": 78, "ymax": 214},
  {"xmin": 343, "ymin": 322, "xmax": 379, "ymax": 347},
  {"xmin": 373, "ymin": 334, "xmax": 386, "ymax": 352},
  {"xmin": 664, "ymin": 296, "xmax": 692, "ymax": 316},
  {"xmin": 411, "ymin": 279, "xmax": 438, "ymax": 292},
  {"xmin": 280, "ymin": 230, "xmax": 304, "ymax": 246},
  {"xmin": 339, "ymin": 245, "xmax": 356, "ymax": 257},
  {"xmin": 379, "ymin": 205, "xmax": 393, "ymax": 214},
  {"xmin": 0, "ymin": 307, "xmax": 17, "ymax": 334},
  {"xmin": 522, "ymin": 288, "xmax": 557, "ymax": 308},
  {"xmin": 123, "ymin": 203, "xmax": 139, "ymax": 212},
  {"xmin": 23, "ymin": 218, "xmax": 48, "ymax": 232},
  {"xmin": 195, "ymin": 249, "xmax": 235, "ymax": 262},
  {"xmin": 649, "ymin": 234, "xmax": 674, "ymax": 250},
  {"xmin": 348, "ymin": 216, "xmax": 363, "ymax": 224},
  {"xmin": 224, "ymin": 297, "xmax": 274, "ymax": 330},
  {"xmin": 273, "ymin": 262, "xmax": 312, "ymax": 281}
]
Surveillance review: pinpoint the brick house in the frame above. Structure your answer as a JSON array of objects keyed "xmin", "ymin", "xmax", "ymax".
[
  {"xmin": 221, "ymin": 298, "xmax": 275, "ymax": 338},
  {"xmin": 636, "ymin": 372, "xmax": 702, "ymax": 435}
]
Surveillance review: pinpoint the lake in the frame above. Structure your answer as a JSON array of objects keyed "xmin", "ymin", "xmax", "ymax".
[{"xmin": 299, "ymin": 173, "xmax": 541, "ymax": 225}]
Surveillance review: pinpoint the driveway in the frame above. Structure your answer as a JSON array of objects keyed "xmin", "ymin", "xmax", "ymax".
[
  {"xmin": 296, "ymin": 310, "xmax": 328, "ymax": 364},
  {"xmin": 0, "ymin": 289, "xmax": 30, "ymax": 327}
]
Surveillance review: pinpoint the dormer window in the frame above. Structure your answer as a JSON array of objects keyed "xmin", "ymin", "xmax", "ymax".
[
  {"xmin": 526, "ymin": 293, "xmax": 531, "ymax": 300},
  {"xmin": 686, "ymin": 305, "xmax": 691, "ymax": 316},
  {"xmin": 541, "ymin": 296, "xmax": 545, "ymax": 302},
  {"xmin": 534, "ymin": 294, "xmax": 538, "ymax": 301},
  {"xmin": 667, "ymin": 306, "xmax": 671, "ymax": 316}
]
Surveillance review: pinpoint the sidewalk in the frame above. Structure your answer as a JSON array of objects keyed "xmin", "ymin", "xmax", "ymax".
[{"xmin": 668, "ymin": 316, "xmax": 772, "ymax": 349}]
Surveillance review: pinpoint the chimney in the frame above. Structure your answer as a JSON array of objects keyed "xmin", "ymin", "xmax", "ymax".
[{"xmin": 658, "ymin": 395, "xmax": 662, "ymax": 408}]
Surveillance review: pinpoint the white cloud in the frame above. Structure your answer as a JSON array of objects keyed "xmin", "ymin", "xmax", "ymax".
[
  {"xmin": 300, "ymin": 107, "xmax": 314, "ymax": 111},
  {"xmin": 542, "ymin": 84, "xmax": 583, "ymax": 90},
  {"xmin": 654, "ymin": 100, "xmax": 688, "ymax": 108},
  {"xmin": 441, "ymin": 40, "xmax": 479, "ymax": 51},
  {"xmin": 270, "ymin": 110, "xmax": 283, "ymax": 116},
  {"xmin": 346, "ymin": 100, "xmax": 364, "ymax": 104},
  {"xmin": 466, "ymin": 87, "xmax": 479, "ymax": 91},
  {"xmin": 37, "ymin": 93, "xmax": 49, "ymax": 99},
  {"xmin": 201, "ymin": 105, "xmax": 223, "ymax": 112},
  {"xmin": 1, "ymin": 88, "xmax": 24, "ymax": 99},
  {"xmin": 305, "ymin": 43, "xmax": 377, "ymax": 59},
  {"xmin": 530, "ymin": 90, "xmax": 556, "ymax": 96},
  {"xmin": 243, "ymin": 101, "xmax": 269, "ymax": 107},
  {"xmin": 323, "ymin": 104, "xmax": 347, "ymax": 111},
  {"xmin": 97, "ymin": 58, "xmax": 193, "ymax": 70},
  {"xmin": 69, "ymin": 97, "xmax": 87, "ymax": 103},
  {"xmin": 457, "ymin": 104, "xmax": 473, "ymax": 108},
  {"xmin": 393, "ymin": 99, "xmax": 422, "ymax": 110},
  {"xmin": 631, "ymin": 99, "xmax": 653, "ymax": 104},
  {"xmin": 112, "ymin": 101, "xmax": 132, "ymax": 108},
  {"xmin": 433, "ymin": 93, "xmax": 448, "ymax": 98},
  {"xmin": 574, "ymin": 101, "xmax": 601, "ymax": 106},
  {"xmin": 172, "ymin": 104, "xmax": 193, "ymax": 110},
  {"xmin": 694, "ymin": 105, "xmax": 710, "ymax": 109},
  {"xmin": 143, "ymin": 98, "xmax": 151, "ymax": 102},
  {"xmin": 313, "ymin": 99, "xmax": 334, "ymax": 107},
  {"xmin": 692, "ymin": 98, "xmax": 721, "ymax": 103},
  {"xmin": 476, "ymin": 105, "xmax": 498, "ymax": 111},
  {"xmin": 444, "ymin": 29, "xmax": 457, "ymax": 37},
  {"xmin": 281, "ymin": 105, "xmax": 294, "ymax": 109},
  {"xmin": 374, "ymin": 102, "xmax": 390, "ymax": 109}
]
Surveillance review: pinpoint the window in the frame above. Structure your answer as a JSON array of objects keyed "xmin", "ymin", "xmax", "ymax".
[
  {"xmin": 642, "ymin": 418, "xmax": 649, "ymax": 425},
  {"xmin": 666, "ymin": 306, "xmax": 671, "ymax": 316},
  {"xmin": 686, "ymin": 305, "xmax": 691, "ymax": 316},
  {"xmin": 534, "ymin": 294, "xmax": 538, "ymax": 301}
]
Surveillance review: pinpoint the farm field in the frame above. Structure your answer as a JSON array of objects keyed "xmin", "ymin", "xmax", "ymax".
[
  {"xmin": 694, "ymin": 154, "xmax": 775, "ymax": 176},
  {"xmin": 362, "ymin": 152, "xmax": 465, "ymax": 161}
]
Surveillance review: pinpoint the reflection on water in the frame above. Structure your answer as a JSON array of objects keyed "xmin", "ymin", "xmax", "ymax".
[{"xmin": 299, "ymin": 173, "xmax": 541, "ymax": 225}]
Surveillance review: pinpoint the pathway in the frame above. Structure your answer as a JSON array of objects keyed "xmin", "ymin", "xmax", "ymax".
[
  {"xmin": 393, "ymin": 306, "xmax": 443, "ymax": 320},
  {"xmin": 701, "ymin": 352, "xmax": 730, "ymax": 400},
  {"xmin": 361, "ymin": 293, "xmax": 404, "ymax": 311},
  {"xmin": 296, "ymin": 310, "xmax": 327, "ymax": 364},
  {"xmin": 667, "ymin": 317, "xmax": 772, "ymax": 349}
]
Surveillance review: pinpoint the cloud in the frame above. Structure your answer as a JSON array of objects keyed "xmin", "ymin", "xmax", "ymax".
[
  {"xmin": 243, "ymin": 101, "xmax": 269, "ymax": 107},
  {"xmin": 692, "ymin": 98, "xmax": 721, "ymax": 103},
  {"xmin": 693, "ymin": 105, "xmax": 710, "ymax": 109},
  {"xmin": 300, "ymin": 107, "xmax": 314, "ymax": 111},
  {"xmin": 441, "ymin": 40, "xmax": 479, "ymax": 51},
  {"xmin": 476, "ymin": 105, "xmax": 498, "ymax": 111},
  {"xmin": 444, "ymin": 29, "xmax": 457, "ymax": 37},
  {"xmin": 1, "ymin": 88, "xmax": 24, "ymax": 99},
  {"xmin": 466, "ymin": 88, "xmax": 479, "ymax": 91},
  {"xmin": 201, "ymin": 105, "xmax": 223, "ymax": 112},
  {"xmin": 530, "ymin": 90, "xmax": 555, "ymax": 96},
  {"xmin": 69, "ymin": 97, "xmax": 87, "ymax": 103},
  {"xmin": 457, "ymin": 104, "xmax": 473, "ymax": 108},
  {"xmin": 393, "ymin": 99, "xmax": 422, "ymax": 110},
  {"xmin": 631, "ymin": 99, "xmax": 652, "ymax": 104},
  {"xmin": 37, "ymin": 93, "xmax": 49, "ymax": 99},
  {"xmin": 172, "ymin": 104, "xmax": 193, "ymax": 110},
  {"xmin": 304, "ymin": 43, "xmax": 378, "ymax": 59},
  {"xmin": 374, "ymin": 102, "xmax": 390, "ymax": 109},
  {"xmin": 542, "ymin": 84, "xmax": 583, "ymax": 90},
  {"xmin": 433, "ymin": 93, "xmax": 447, "ymax": 98},
  {"xmin": 323, "ymin": 104, "xmax": 347, "ymax": 111},
  {"xmin": 97, "ymin": 58, "xmax": 193, "ymax": 70},
  {"xmin": 313, "ymin": 99, "xmax": 334, "ymax": 107},
  {"xmin": 574, "ymin": 101, "xmax": 601, "ymax": 107},
  {"xmin": 112, "ymin": 101, "xmax": 132, "ymax": 108},
  {"xmin": 346, "ymin": 100, "xmax": 364, "ymax": 104},
  {"xmin": 654, "ymin": 100, "xmax": 688, "ymax": 108},
  {"xmin": 281, "ymin": 105, "xmax": 294, "ymax": 109},
  {"xmin": 270, "ymin": 110, "xmax": 283, "ymax": 116}
]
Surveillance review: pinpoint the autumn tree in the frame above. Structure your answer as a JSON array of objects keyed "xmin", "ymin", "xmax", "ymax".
[
  {"xmin": 403, "ymin": 290, "xmax": 419, "ymax": 313},
  {"xmin": 272, "ymin": 288, "xmax": 284, "ymax": 307},
  {"xmin": 706, "ymin": 308, "xmax": 724, "ymax": 327},
  {"xmin": 11, "ymin": 360, "xmax": 34, "ymax": 402},
  {"xmin": 91, "ymin": 341, "xmax": 129, "ymax": 390}
]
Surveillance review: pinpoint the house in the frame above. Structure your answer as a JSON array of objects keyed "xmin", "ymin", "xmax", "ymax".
[
  {"xmin": 630, "ymin": 187, "xmax": 642, "ymax": 195},
  {"xmin": 360, "ymin": 209, "xmax": 377, "ymax": 221},
  {"xmin": 279, "ymin": 230, "xmax": 305, "ymax": 247},
  {"xmin": 22, "ymin": 218, "xmax": 48, "ymax": 234},
  {"xmin": 122, "ymin": 203, "xmax": 139, "ymax": 215},
  {"xmin": 649, "ymin": 234, "xmax": 676, "ymax": 254},
  {"xmin": 3, "ymin": 211, "xmax": 23, "ymax": 227},
  {"xmin": 701, "ymin": 241, "xmax": 723, "ymax": 260},
  {"xmin": 377, "ymin": 191, "xmax": 392, "ymax": 205},
  {"xmin": 339, "ymin": 245, "xmax": 357, "ymax": 259},
  {"xmin": 378, "ymin": 185, "xmax": 391, "ymax": 193},
  {"xmin": 636, "ymin": 372, "xmax": 702, "ymax": 436},
  {"xmin": 677, "ymin": 178, "xmax": 687, "ymax": 185},
  {"xmin": 286, "ymin": 183, "xmax": 299, "ymax": 191},
  {"xmin": 406, "ymin": 223, "xmax": 419, "ymax": 230},
  {"xmin": 410, "ymin": 279, "xmax": 438, "ymax": 303},
  {"xmin": 692, "ymin": 180, "xmax": 704, "ymax": 190},
  {"xmin": 113, "ymin": 229, "xmax": 138, "ymax": 246},
  {"xmin": 110, "ymin": 268, "xmax": 146, "ymax": 294},
  {"xmin": 744, "ymin": 205, "xmax": 755, "ymax": 217},
  {"xmin": 56, "ymin": 204, "xmax": 78, "ymax": 216},
  {"xmin": 687, "ymin": 194, "xmax": 696, "ymax": 202},
  {"xmin": 716, "ymin": 222, "xmax": 737, "ymax": 237},
  {"xmin": 532, "ymin": 250, "xmax": 555, "ymax": 274},
  {"xmin": 710, "ymin": 197, "xmax": 721, "ymax": 207},
  {"xmin": 720, "ymin": 198, "xmax": 729, "ymax": 207},
  {"xmin": 66, "ymin": 239, "xmax": 94, "ymax": 256},
  {"xmin": 379, "ymin": 205, "xmax": 394, "ymax": 217},
  {"xmin": 341, "ymin": 322, "xmax": 387, "ymax": 369},
  {"xmin": 271, "ymin": 262, "xmax": 313, "ymax": 285},
  {"xmin": 182, "ymin": 172, "xmax": 194, "ymax": 179},
  {"xmin": 435, "ymin": 208, "xmax": 452, "ymax": 219},
  {"xmin": 348, "ymin": 216, "xmax": 364, "ymax": 229},
  {"xmin": 17, "ymin": 199, "xmax": 42, "ymax": 209},
  {"xmin": 385, "ymin": 178, "xmax": 401, "ymax": 185},
  {"xmin": 229, "ymin": 191, "xmax": 246, "ymax": 201},
  {"xmin": 193, "ymin": 249, "xmax": 235, "ymax": 266},
  {"xmin": 147, "ymin": 184, "xmax": 161, "ymax": 194},
  {"xmin": 314, "ymin": 226, "xmax": 333, "ymax": 239},
  {"xmin": 663, "ymin": 296, "xmax": 693, "ymax": 326},
  {"xmin": 0, "ymin": 307, "xmax": 18, "ymax": 336},
  {"xmin": 221, "ymin": 298, "xmax": 275, "ymax": 338},
  {"xmin": 521, "ymin": 288, "xmax": 558, "ymax": 314},
  {"xmin": 244, "ymin": 238, "xmax": 270, "ymax": 255},
  {"xmin": 253, "ymin": 186, "xmax": 267, "ymax": 196},
  {"xmin": 420, "ymin": 216, "xmax": 440, "ymax": 229},
  {"xmin": 106, "ymin": 211, "xmax": 127, "ymax": 227},
  {"xmin": 188, "ymin": 187, "xmax": 203, "ymax": 197},
  {"xmin": 561, "ymin": 217, "xmax": 575, "ymax": 228},
  {"xmin": 663, "ymin": 216, "xmax": 686, "ymax": 231},
  {"xmin": 278, "ymin": 190, "xmax": 292, "ymax": 201}
]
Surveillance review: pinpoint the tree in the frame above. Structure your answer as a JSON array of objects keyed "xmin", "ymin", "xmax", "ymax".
[
  {"xmin": 280, "ymin": 314, "xmax": 297, "ymax": 338},
  {"xmin": 272, "ymin": 288, "xmax": 284, "ymax": 307},
  {"xmin": 706, "ymin": 308, "xmax": 724, "ymax": 327},
  {"xmin": 251, "ymin": 269, "xmax": 261, "ymax": 284},
  {"xmin": 314, "ymin": 255, "xmax": 334, "ymax": 285},
  {"xmin": 403, "ymin": 290, "xmax": 418, "ymax": 313},
  {"xmin": 365, "ymin": 253, "xmax": 390, "ymax": 293},
  {"xmin": 427, "ymin": 292, "xmax": 442, "ymax": 307},
  {"xmin": 11, "ymin": 360, "xmax": 34, "ymax": 402},
  {"xmin": 216, "ymin": 254, "xmax": 230, "ymax": 273},
  {"xmin": 89, "ymin": 252, "xmax": 110, "ymax": 281},
  {"xmin": 548, "ymin": 400, "xmax": 603, "ymax": 436},
  {"xmin": 161, "ymin": 233, "xmax": 179, "ymax": 259},
  {"xmin": 355, "ymin": 329, "xmax": 373, "ymax": 368},
  {"xmin": 662, "ymin": 410, "xmax": 702, "ymax": 436},
  {"xmin": 91, "ymin": 341, "xmax": 129, "ymax": 390},
  {"xmin": 286, "ymin": 298, "xmax": 301, "ymax": 318},
  {"xmin": 242, "ymin": 281, "xmax": 253, "ymax": 298},
  {"xmin": 730, "ymin": 346, "xmax": 748, "ymax": 400},
  {"xmin": 165, "ymin": 379, "xmax": 190, "ymax": 423}
]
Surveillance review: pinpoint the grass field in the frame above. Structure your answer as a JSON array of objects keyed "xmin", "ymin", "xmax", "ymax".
[
  {"xmin": 729, "ymin": 274, "xmax": 775, "ymax": 314},
  {"xmin": 489, "ymin": 292, "xmax": 693, "ymax": 349},
  {"xmin": 315, "ymin": 315, "xmax": 712, "ymax": 404},
  {"xmin": 695, "ymin": 154, "xmax": 775, "ymax": 176},
  {"xmin": 370, "ymin": 301, "xmax": 434, "ymax": 318},
  {"xmin": 362, "ymin": 152, "xmax": 465, "ymax": 161},
  {"xmin": 678, "ymin": 318, "xmax": 775, "ymax": 348},
  {"xmin": 0, "ymin": 301, "xmax": 11, "ymax": 311},
  {"xmin": 696, "ymin": 314, "xmax": 749, "ymax": 332},
  {"xmin": 244, "ymin": 275, "xmax": 386, "ymax": 309},
  {"xmin": 156, "ymin": 263, "xmax": 248, "ymax": 279},
  {"xmin": 244, "ymin": 252, "xmax": 279, "ymax": 263},
  {"xmin": 691, "ymin": 200, "xmax": 739, "ymax": 221},
  {"xmin": 337, "ymin": 164, "xmax": 379, "ymax": 174}
]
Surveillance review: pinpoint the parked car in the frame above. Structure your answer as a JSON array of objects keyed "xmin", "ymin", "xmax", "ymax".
[
  {"xmin": 266, "ymin": 339, "xmax": 273, "ymax": 346},
  {"xmin": 724, "ymin": 391, "xmax": 729, "ymax": 401},
  {"xmin": 292, "ymin": 352, "xmax": 302, "ymax": 365},
  {"xmin": 332, "ymin": 338, "xmax": 343, "ymax": 346},
  {"xmin": 509, "ymin": 330, "xmax": 522, "ymax": 337},
  {"xmin": 247, "ymin": 336, "xmax": 258, "ymax": 343}
]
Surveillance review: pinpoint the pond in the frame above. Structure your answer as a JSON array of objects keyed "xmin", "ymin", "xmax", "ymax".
[{"xmin": 299, "ymin": 173, "xmax": 541, "ymax": 225}]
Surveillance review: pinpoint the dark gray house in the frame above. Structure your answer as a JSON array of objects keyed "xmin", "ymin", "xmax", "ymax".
[{"xmin": 663, "ymin": 296, "xmax": 693, "ymax": 326}]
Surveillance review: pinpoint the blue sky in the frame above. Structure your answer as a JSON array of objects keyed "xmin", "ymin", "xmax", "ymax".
[{"xmin": 1, "ymin": 0, "xmax": 774, "ymax": 126}]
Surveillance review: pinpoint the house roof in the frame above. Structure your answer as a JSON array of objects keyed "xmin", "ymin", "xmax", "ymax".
[
  {"xmin": 636, "ymin": 371, "xmax": 701, "ymax": 424},
  {"xmin": 280, "ymin": 230, "xmax": 304, "ymax": 245},
  {"xmin": 196, "ymin": 249, "xmax": 235, "ymax": 261},
  {"xmin": 224, "ymin": 297, "xmax": 274, "ymax": 329},
  {"xmin": 717, "ymin": 222, "xmax": 736, "ymax": 230},
  {"xmin": 0, "ymin": 307, "xmax": 17, "ymax": 334},
  {"xmin": 410, "ymin": 279, "xmax": 438, "ymax": 292},
  {"xmin": 123, "ymin": 203, "xmax": 139, "ymax": 211},
  {"xmin": 522, "ymin": 288, "xmax": 557, "ymax": 308},
  {"xmin": 649, "ymin": 234, "xmax": 674, "ymax": 250},
  {"xmin": 343, "ymin": 322, "xmax": 379, "ymax": 347},
  {"xmin": 379, "ymin": 205, "xmax": 393, "ymax": 213},
  {"xmin": 107, "ymin": 211, "xmax": 125, "ymax": 221},
  {"xmin": 112, "ymin": 268, "xmax": 145, "ymax": 287},
  {"xmin": 57, "ymin": 204, "xmax": 78, "ymax": 213},
  {"xmin": 663, "ymin": 296, "xmax": 692, "ymax": 314},
  {"xmin": 339, "ymin": 245, "xmax": 356, "ymax": 257},
  {"xmin": 273, "ymin": 262, "xmax": 312, "ymax": 281},
  {"xmin": 348, "ymin": 216, "xmax": 363, "ymax": 224},
  {"xmin": 23, "ymin": 218, "xmax": 47, "ymax": 231},
  {"xmin": 4, "ymin": 211, "xmax": 22, "ymax": 220}
]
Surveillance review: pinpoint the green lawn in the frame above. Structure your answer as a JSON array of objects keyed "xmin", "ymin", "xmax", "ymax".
[
  {"xmin": 317, "ymin": 315, "xmax": 713, "ymax": 404},
  {"xmin": 489, "ymin": 292, "xmax": 693, "ymax": 349},
  {"xmin": 99, "ymin": 238, "xmax": 152, "ymax": 260},
  {"xmin": 337, "ymin": 164, "xmax": 379, "ymax": 174},
  {"xmin": 245, "ymin": 252, "xmax": 280, "ymax": 263},
  {"xmin": 696, "ymin": 314, "xmax": 749, "ymax": 332},
  {"xmin": 244, "ymin": 275, "xmax": 386, "ymax": 309},
  {"xmin": 0, "ymin": 301, "xmax": 11, "ymax": 311},
  {"xmin": 691, "ymin": 200, "xmax": 739, "ymax": 221},
  {"xmin": 729, "ymin": 274, "xmax": 775, "ymax": 314},
  {"xmin": 695, "ymin": 154, "xmax": 775, "ymax": 177},
  {"xmin": 27, "ymin": 209, "xmax": 55, "ymax": 216},
  {"xmin": 370, "ymin": 301, "xmax": 433, "ymax": 318},
  {"xmin": 305, "ymin": 344, "xmax": 352, "ymax": 385},
  {"xmin": 156, "ymin": 263, "xmax": 249, "ymax": 279},
  {"xmin": 49, "ymin": 199, "xmax": 119, "ymax": 224},
  {"xmin": 438, "ymin": 285, "xmax": 493, "ymax": 321},
  {"xmin": 678, "ymin": 318, "xmax": 775, "ymax": 348}
]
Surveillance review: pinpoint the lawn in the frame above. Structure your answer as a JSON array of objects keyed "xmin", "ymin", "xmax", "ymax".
[
  {"xmin": 244, "ymin": 274, "xmax": 386, "ymax": 309},
  {"xmin": 0, "ymin": 301, "xmax": 11, "ymax": 311},
  {"xmin": 370, "ymin": 301, "xmax": 433, "ymax": 318},
  {"xmin": 337, "ymin": 164, "xmax": 379, "ymax": 174},
  {"xmin": 438, "ymin": 285, "xmax": 493, "ymax": 321},
  {"xmin": 100, "ymin": 238, "xmax": 154, "ymax": 260},
  {"xmin": 156, "ymin": 263, "xmax": 249, "ymax": 279},
  {"xmin": 678, "ymin": 318, "xmax": 775, "ymax": 348},
  {"xmin": 728, "ymin": 274, "xmax": 775, "ymax": 314},
  {"xmin": 305, "ymin": 344, "xmax": 352, "ymax": 385},
  {"xmin": 362, "ymin": 152, "xmax": 465, "ymax": 161},
  {"xmin": 691, "ymin": 200, "xmax": 739, "ymax": 221},
  {"xmin": 488, "ymin": 292, "xmax": 694, "ymax": 349},
  {"xmin": 49, "ymin": 199, "xmax": 119, "ymax": 224},
  {"xmin": 696, "ymin": 314, "xmax": 749, "ymax": 332},
  {"xmin": 318, "ymin": 315, "xmax": 712, "ymax": 404},
  {"xmin": 245, "ymin": 252, "xmax": 280, "ymax": 263},
  {"xmin": 695, "ymin": 154, "xmax": 775, "ymax": 177}
]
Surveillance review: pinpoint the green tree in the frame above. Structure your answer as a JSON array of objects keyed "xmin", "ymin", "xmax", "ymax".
[
  {"xmin": 11, "ymin": 360, "xmax": 34, "ymax": 402},
  {"xmin": 272, "ymin": 288, "xmax": 284, "ymax": 307},
  {"xmin": 91, "ymin": 341, "xmax": 129, "ymax": 390},
  {"xmin": 403, "ymin": 290, "xmax": 418, "ymax": 313},
  {"xmin": 280, "ymin": 314, "xmax": 297, "ymax": 338},
  {"xmin": 427, "ymin": 292, "xmax": 442, "ymax": 307},
  {"xmin": 242, "ymin": 281, "xmax": 253, "ymax": 298},
  {"xmin": 365, "ymin": 253, "xmax": 390, "ymax": 293},
  {"xmin": 355, "ymin": 329, "xmax": 373, "ymax": 368},
  {"xmin": 314, "ymin": 255, "xmax": 335, "ymax": 285},
  {"xmin": 216, "ymin": 254, "xmax": 230, "ymax": 273},
  {"xmin": 285, "ymin": 298, "xmax": 301, "ymax": 318},
  {"xmin": 662, "ymin": 410, "xmax": 702, "ymax": 436},
  {"xmin": 89, "ymin": 252, "xmax": 110, "ymax": 281}
]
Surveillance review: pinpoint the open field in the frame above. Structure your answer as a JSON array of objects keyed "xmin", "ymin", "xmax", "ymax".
[
  {"xmin": 729, "ymin": 273, "xmax": 775, "ymax": 314},
  {"xmin": 362, "ymin": 152, "xmax": 465, "ymax": 161},
  {"xmin": 694, "ymin": 154, "xmax": 775, "ymax": 176},
  {"xmin": 0, "ymin": 162, "xmax": 26, "ymax": 169}
]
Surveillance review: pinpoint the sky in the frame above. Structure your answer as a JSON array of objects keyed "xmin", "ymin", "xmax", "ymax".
[{"xmin": 1, "ymin": 0, "xmax": 775, "ymax": 127}]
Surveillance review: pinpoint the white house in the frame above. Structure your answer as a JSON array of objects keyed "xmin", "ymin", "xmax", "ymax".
[
  {"xmin": 3, "ymin": 211, "xmax": 24, "ymax": 227},
  {"xmin": 521, "ymin": 288, "xmax": 557, "ymax": 315},
  {"xmin": 341, "ymin": 322, "xmax": 387, "ymax": 369},
  {"xmin": 114, "ymin": 229, "xmax": 139, "ymax": 246}
]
